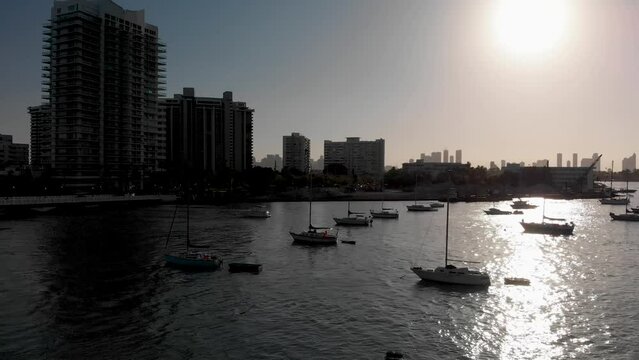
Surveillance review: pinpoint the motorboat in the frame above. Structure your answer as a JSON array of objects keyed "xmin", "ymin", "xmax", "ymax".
[
  {"xmin": 599, "ymin": 197, "xmax": 630, "ymax": 205},
  {"xmin": 410, "ymin": 192, "xmax": 491, "ymax": 286},
  {"xmin": 429, "ymin": 202, "xmax": 445, "ymax": 208},
  {"xmin": 484, "ymin": 207, "xmax": 512, "ymax": 215},
  {"xmin": 504, "ymin": 277, "xmax": 530, "ymax": 286},
  {"xmin": 510, "ymin": 198, "xmax": 537, "ymax": 209},
  {"xmin": 334, "ymin": 202, "xmax": 372, "ymax": 226}
]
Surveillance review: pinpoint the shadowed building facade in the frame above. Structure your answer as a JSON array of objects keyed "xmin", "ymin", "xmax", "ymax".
[
  {"xmin": 161, "ymin": 88, "xmax": 253, "ymax": 173},
  {"xmin": 35, "ymin": 0, "xmax": 165, "ymax": 190},
  {"xmin": 283, "ymin": 132, "xmax": 310, "ymax": 173},
  {"xmin": 324, "ymin": 137, "xmax": 385, "ymax": 177}
]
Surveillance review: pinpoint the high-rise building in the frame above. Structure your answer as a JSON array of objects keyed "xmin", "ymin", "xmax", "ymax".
[
  {"xmin": 28, "ymin": 105, "xmax": 52, "ymax": 167},
  {"xmin": 283, "ymin": 132, "xmax": 310, "ymax": 173},
  {"xmin": 161, "ymin": 88, "xmax": 254, "ymax": 173},
  {"xmin": 38, "ymin": 0, "xmax": 165, "ymax": 190},
  {"xmin": 449, "ymin": 155, "xmax": 454, "ymax": 163},
  {"xmin": 557, "ymin": 153, "xmax": 562, "ymax": 167},
  {"xmin": 256, "ymin": 154, "xmax": 282, "ymax": 171},
  {"xmin": 622, "ymin": 153, "xmax": 636, "ymax": 172},
  {"xmin": 0, "ymin": 134, "xmax": 29, "ymax": 167},
  {"xmin": 431, "ymin": 152, "xmax": 442, "ymax": 163},
  {"xmin": 455, "ymin": 149, "xmax": 462, "ymax": 164},
  {"xmin": 567, "ymin": 160, "xmax": 571, "ymax": 167},
  {"xmin": 443, "ymin": 149, "xmax": 449, "ymax": 163},
  {"xmin": 324, "ymin": 137, "xmax": 384, "ymax": 176},
  {"xmin": 573, "ymin": 153, "xmax": 578, "ymax": 168}
]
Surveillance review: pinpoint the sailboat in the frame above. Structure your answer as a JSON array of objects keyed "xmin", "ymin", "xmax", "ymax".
[
  {"xmin": 370, "ymin": 184, "xmax": 399, "ymax": 219},
  {"xmin": 290, "ymin": 172, "xmax": 338, "ymax": 245},
  {"xmin": 600, "ymin": 161, "xmax": 630, "ymax": 205},
  {"xmin": 520, "ymin": 198, "xmax": 574, "ymax": 235},
  {"xmin": 410, "ymin": 193, "xmax": 491, "ymax": 286},
  {"xmin": 334, "ymin": 201, "xmax": 373, "ymax": 225},
  {"xmin": 406, "ymin": 174, "xmax": 438, "ymax": 212},
  {"xmin": 164, "ymin": 187, "xmax": 223, "ymax": 270},
  {"xmin": 610, "ymin": 177, "xmax": 639, "ymax": 221}
]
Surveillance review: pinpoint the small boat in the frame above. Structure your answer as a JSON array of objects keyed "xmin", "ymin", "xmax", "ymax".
[
  {"xmin": 164, "ymin": 187, "xmax": 223, "ymax": 271},
  {"xmin": 406, "ymin": 203, "xmax": 438, "ymax": 212},
  {"xmin": 600, "ymin": 162, "xmax": 630, "ymax": 205},
  {"xmin": 504, "ymin": 277, "xmax": 530, "ymax": 286},
  {"xmin": 290, "ymin": 173, "xmax": 339, "ymax": 245},
  {"xmin": 520, "ymin": 198, "xmax": 575, "ymax": 235},
  {"xmin": 510, "ymin": 198, "xmax": 537, "ymax": 209},
  {"xmin": 429, "ymin": 202, "xmax": 445, "ymax": 208},
  {"xmin": 411, "ymin": 192, "xmax": 490, "ymax": 286},
  {"xmin": 341, "ymin": 240, "xmax": 356, "ymax": 244},
  {"xmin": 370, "ymin": 208, "xmax": 399, "ymax": 219},
  {"xmin": 242, "ymin": 207, "xmax": 271, "ymax": 218},
  {"xmin": 334, "ymin": 202, "xmax": 372, "ymax": 226},
  {"xmin": 513, "ymin": 210, "xmax": 524, "ymax": 215},
  {"xmin": 610, "ymin": 212, "xmax": 639, "ymax": 221},
  {"xmin": 484, "ymin": 207, "xmax": 512, "ymax": 215},
  {"xmin": 629, "ymin": 207, "xmax": 639, "ymax": 214},
  {"xmin": 228, "ymin": 263, "xmax": 262, "ymax": 273}
]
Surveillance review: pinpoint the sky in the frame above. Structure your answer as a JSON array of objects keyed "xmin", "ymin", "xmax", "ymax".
[{"xmin": 1, "ymin": 0, "xmax": 639, "ymax": 169}]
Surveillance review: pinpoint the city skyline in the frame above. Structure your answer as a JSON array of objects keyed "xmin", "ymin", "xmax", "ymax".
[{"xmin": 3, "ymin": 0, "xmax": 639, "ymax": 169}]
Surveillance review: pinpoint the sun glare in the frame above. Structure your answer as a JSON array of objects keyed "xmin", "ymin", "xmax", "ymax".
[{"xmin": 493, "ymin": 0, "xmax": 569, "ymax": 57}]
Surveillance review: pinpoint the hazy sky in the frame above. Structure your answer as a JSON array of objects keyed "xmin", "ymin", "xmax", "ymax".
[{"xmin": 1, "ymin": 0, "xmax": 638, "ymax": 169}]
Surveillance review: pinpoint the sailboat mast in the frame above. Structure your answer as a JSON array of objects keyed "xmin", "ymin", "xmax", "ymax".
[
  {"xmin": 308, "ymin": 171, "xmax": 312, "ymax": 229},
  {"xmin": 445, "ymin": 194, "xmax": 450, "ymax": 267},
  {"xmin": 186, "ymin": 183, "xmax": 190, "ymax": 253},
  {"xmin": 542, "ymin": 198, "xmax": 546, "ymax": 223}
]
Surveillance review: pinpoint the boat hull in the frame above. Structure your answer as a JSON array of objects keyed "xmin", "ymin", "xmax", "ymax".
[
  {"xmin": 290, "ymin": 231, "xmax": 338, "ymax": 245},
  {"xmin": 520, "ymin": 221, "xmax": 574, "ymax": 235},
  {"xmin": 406, "ymin": 205, "xmax": 437, "ymax": 212},
  {"xmin": 333, "ymin": 217, "xmax": 372, "ymax": 226},
  {"xmin": 164, "ymin": 253, "xmax": 223, "ymax": 270},
  {"xmin": 411, "ymin": 266, "xmax": 490, "ymax": 286},
  {"xmin": 599, "ymin": 198, "xmax": 630, "ymax": 205},
  {"xmin": 370, "ymin": 210, "xmax": 399, "ymax": 219},
  {"xmin": 610, "ymin": 212, "xmax": 639, "ymax": 221}
]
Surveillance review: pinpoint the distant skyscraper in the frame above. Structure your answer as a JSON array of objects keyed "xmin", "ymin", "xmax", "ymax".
[
  {"xmin": 324, "ymin": 137, "xmax": 385, "ymax": 176},
  {"xmin": 38, "ymin": 0, "xmax": 165, "ymax": 190},
  {"xmin": 573, "ymin": 153, "xmax": 578, "ymax": 168},
  {"xmin": 161, "ymin": 88, "xmax": 254, "ymax": 173},
  {"xmin": 283, "ymin": 132, "xmax": 310, "ymax": 173},
  {"xmin": 557, "ymin": 153, "xmax": 562, "ymax": 167},
  {"xmin": 622, "ymin": 153, "xmax": 636, "ymax": 172},
  {"xmin": 431, "ymin": 152, "xmax": 442, "ymax": 163},
  {"xmin": 567, "ymin": 160, "xmax": 571, "ymax": 167},
  {"xmin": 501, "ymin": 160, "xmax": 506, "ymax": 169},
  {"xmin": 455, "ymin": 149, "xmax": 462, "ymax": 164},
  {"xmin": 449, "ymin": 155, "xmax": 454, "ymax": 163},
  {"xmin": 443, "ymin": 149, "xmax": 449, "ymax": 163},
  {"xmin": 489, "ymin": 161, "xmax": 498, "ymax": 170}
]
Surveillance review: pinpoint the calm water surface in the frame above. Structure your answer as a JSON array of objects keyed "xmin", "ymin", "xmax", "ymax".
[{"xmin": 1, "ymin": 187, "xmax": 639, "ymax": 359}]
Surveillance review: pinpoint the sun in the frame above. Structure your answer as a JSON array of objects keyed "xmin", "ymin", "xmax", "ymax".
[{"xmin": 492, "ymin": 0, "xmax": 570, "ymax": 57}]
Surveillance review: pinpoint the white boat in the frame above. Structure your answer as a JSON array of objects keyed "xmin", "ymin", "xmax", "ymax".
[
  {"xmin": 520, "ymin": 198, "xmax": 574, "ymax": 236},
  {"xmin": 334, "ymin": 202, "xmax": 372, "ymax": 226},
  {"xmin": 290, "ymin": 173, "xmax": 338, "ymax": 245},
  {"xmin": 370, "ymin": 207, "xmax": 399, "ymax": 219},
  {"xmin": 410, "ymin": 193, "xmax": 491, "ymax": 286},
  {"xmin": 484, "ymin": 207, "xmax": 512, "ymax": 215},
  {"xmin": 243, "ymin": 207, "xmax": 271, "ymax": 218}
]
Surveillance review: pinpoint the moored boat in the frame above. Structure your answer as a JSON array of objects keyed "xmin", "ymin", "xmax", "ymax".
[{"xmin": 484, "ymin": 207, "xmax": 512, "ymax": 215}]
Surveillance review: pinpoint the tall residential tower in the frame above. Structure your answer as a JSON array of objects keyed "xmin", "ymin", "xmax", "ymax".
[
  {"xmin": 283, "ymin": 132, "xmax": 310, "ymax": 173},
  {"xmin": 37, "ymin": 0, "xmax": 165, "ymax": 190}
]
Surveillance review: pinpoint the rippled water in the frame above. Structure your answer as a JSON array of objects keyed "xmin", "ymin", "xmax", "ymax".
[{"xmin": 1, "ymin": 188, "xmax": 639, "ymax": 359}]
